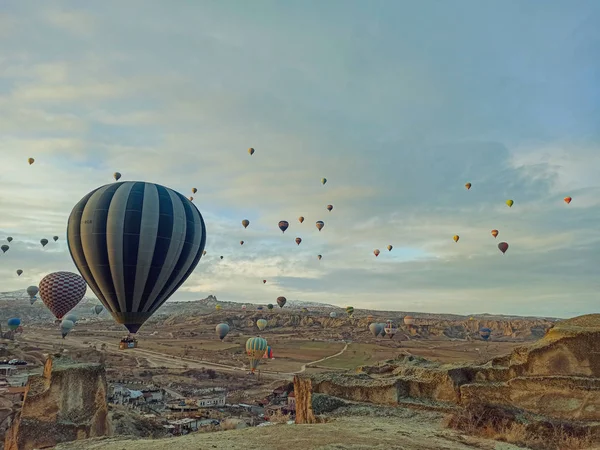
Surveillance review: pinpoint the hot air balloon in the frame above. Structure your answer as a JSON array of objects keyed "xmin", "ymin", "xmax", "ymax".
[
  {"xmin": 277, "ymin": 296, "xmax": 286, "ymax": 308},
  {"xmin": 506, "ymin": 199, "xmax": 514, "ymax": 207},
  {"xmin": 27, "ymin": 286, "xmax": 38, "ymax": 299},
  {"xmin": 248, "ymin": 148, "xmax": 255, "ymax": 155},
  {"xmin": 28, "ymin": 158, "xmax": 34, "ymax": 165},
  {"xmin": 346, "ymin": 306, "xmax": 354, "ymax": 317},
  {"xmin": 16, "ymin": 270, "xmax": 22, "ymax": 276},
  {"xmin": 40, "ymin": 239, "xmax": 48, "ymax": 247},
  {"xmin": 301, "ymin": 307, "xmax": 308, "ymax": 313},
  {"xmin": 1, "ymin": 245, "xmax": 8, "ymax": 253},
  {"xmin": 65, "ymin": 313, "xmax": 78, "ymax": 323},
  {"xmin": 564, "ymin": 197, "xmax": 572, "ymax": 204},
  {"xmin": 242, "ymin": 305, "xmax": 247, "ymax": 310},
  {"xmin": 240, "ymin": 240, "xmax": 244, "ymax": 245},
  {"xmin": 92, "ymin": 305, "xmax": 103, "ymax": 315},
  {"xmin": 369, "ymin": 322, "xmax": 383, "ymax": 337},
  {"xmin": 263, "ymin": 279, "xmax": 266, "ymax": 284},
  {"xmin": 7, "ymin": 318, "xmax": 20, "ymax": 331},
  {"xmin": 215, "ymin": 304, "xmax": 221, "ymax": 310},
  {"xmin": 242, "ymin": 219, "xmax": 250, "ymax": 228},
  {"xmin": 295, "ymin": 237, "xmax": 302, "ymax": 245},
  {"xmin": 321, "ymin": 178, "xmax": 327, "ymax": 185},
  {"xmin": 453, "ymin": 235, "xmax": 459, "ymax": 242},
  {"xmin": 53, "ymin": 236, "xmax": 59, "ymax": 242},
  {"xmin": 316, "ymin": 221, "xmax": 324, "ymax": 231},
  {"xmin": 384, "ymin": 320, "xmax": 397, "ymax": 338},
  {"xmin": 189, "ymin": 196, "xmax": 194, "ymax": 201},
  {"xmin": 278, "ymin": 221, "xmax": 289, "ymax": 233},
  {"xmin": 491, "ymin": 230, "xmax": 498, "ymax": 238},
  {"xmin": 266, "ymin": 304, "xmax": 273, "ymax": 310},
  {"xmin": 256, "ymin": 319, "xmax": 267, "ymax": 331},
  {"xmin": 246, "ymin": 337, "xmax": 267, "ymax": 373},
  {"xmin": 298, "ymin": 216, "xmax": 304, "ymax": 223},
  {"xmin": 378, "ymin": 324, "xmax": 386, "ymax": 337},
  {"xmin": 367, "ymin": 315, "xmax": 374, "ymax": 322},
  {"xmin": 317, "ymin": 254, "xmax": 322, "ymax": 260},
  {"xmin": 60, "ymin": 319, "xmax": 74, "ymax": 338},
  {"xmin": 326, "ymin": 204, "xmax": 333, "ymax": 212},
  {"xmin": 216, "ymin": 323, "xmax": 230, "ymax": 340},
  {"xmin": 329, "ymin": 312, "xmax": 337, "ymax": 318},
  {"xmin": 192, "ymin": 188, "xmax": 197, "ymax": 194},
  {"xmin": 479, "ymin": 327, "xmax": 491, "ymax": 341},
  {"xmin": 6, "ymin": 237, "xmax": 12, "ymax": 243},
  {"xmin": 114, "ymin": 172, "xmax": 121, "ymax": 181},
  {"xmin": 66, "ymin": 181, "xmax": 206, "ymax": 333},
  {"xmin": 387, "ymin": 245, "xmax": 392, "ymax": 251},
  {"xmin": 404, "ymin": 316, "xmax": 415, "ymax": 326},
  {"xmin": 39, "ymin": 272, "xmax": 86, "ymax": 320},
  {"xmin": 264, "ymin": 346, "xmax": 273, "ymax": 359},
  {"xmin": 465, "ymin": 182, "xmax": 471, "ymax": 190},
  {"xmin": 498, "ymin": 242, "xmax": 509, "ymax": 254},
  {"xmin": 374, "ymin": 249, "xmax": 380, "ymax": 257}
]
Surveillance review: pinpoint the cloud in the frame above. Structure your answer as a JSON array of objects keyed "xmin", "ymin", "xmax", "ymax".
[{"xmin": 0, "ymin": 1, "xmax": 599, "ymax": 319}]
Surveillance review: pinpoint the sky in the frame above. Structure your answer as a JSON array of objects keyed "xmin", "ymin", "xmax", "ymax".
[{"xmin": 0, "ymin": 1, "xmax": 599, "ymax": 318}]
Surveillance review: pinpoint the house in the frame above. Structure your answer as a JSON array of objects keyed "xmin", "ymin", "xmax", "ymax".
[
  {"xmin": 0, "ymin": 365, "xmax": 16, "ymax": 376},
  {"xmin": 287, "ymin": 391, "xmax": 296, "ymax": 412},
  {"xmin": 195, "ymin": 388, "xmax": 226, "ymax": 408}
]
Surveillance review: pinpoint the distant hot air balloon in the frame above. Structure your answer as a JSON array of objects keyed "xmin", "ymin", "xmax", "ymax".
[
  {"xmin": 277, "ymin": 296, "xmax": 286, "ymax": 308},
  {"xmin": 326, "ymin": 204, "xmax": 333, "ymax": 212},
  {"xmin": 404, "ymin": 316, "xmax": 415, "ymax": 326},
  {"xmin": 16, "ymin": 269, "xmax": 22, "ymax": 276},
  {"xmin": 321, "ymin": 178, "xmax": 327, "ymax": 185},
  {"xmin": 264, "ymin": 346, "xmax": 273, "ymax": 359},
  {"xmin": 465, "ymin": 182, "xmax": 471, "ymax": 190},
  {"xmin": 220, "ymin": 256, "xmax": 223, "ymax": 259},
  {"xmin": 246, "ymin": 337, "xmax": 267, "ymax": 373},
  {"xmin": 53, "ymin": 236, "xmax": 59, "ymax": 242},
  {"xmin": 27, "ymin": 286, "xmax": 38, "ymax": 299},
  {"xmin": 506, "ymin": 199, "xmax": 514, "ymax": 207},
  {"xmin": 40, "ymin": 239, "xmax": 48, "ymax": 247},
  {"xmin": 387, "ymin": 245, "xmax": 392, "ymax": 251},
  {"xmin": 39, "ymin": 272, "xmax": 87, "ymax": 320},
  {"xmin": 315, "ymin": 221, "xmax": 324, "ymax": 231},
  {"xmin": 6, "ymin": 237, "xmax": 12, "ymax": 243},
  {"xmin": 346, "ymin": 306, "xmax": 354, "ymax": 317},
  {"xmin": 317, "ymin": 254, "xmax": 322, "ymax": 260},
  {"xmin": 564, "ymin": 197, "xmax": 572, "ymax": 204},
  {"xmin": 192, "ymin": 188, "xmax": 197, "ymax": 194},
  {"xmin": 453, "ymin": 235, "xmax": 459, "ymax": 242},
  {"xmin": 248, "ymin": 148, "xmax": 255, "ymax": 155},
  {"xmin": 369, "ymin": 322, "xmax": 383, "ymax": 337},
  {"xmin": 240, "ymin": 240, "xmax": 244, "ymax": 245},
  {"xmin": 65, "ymin": 313, "xmax": 78, "ymax": 324},
  {"xmin": 113, "ymin": 172, "xmax": 121, "ymax": 181},
  {"xmin": 216, "ymin": 323, "xmax": 230, "ymax": 340},
  {"xmin": 278, "ymin": 221, "xmax": 289, "ymax": 233},
  {"xmin": 295, "ymin": 237, "xmax": 302, "ymax": 245},
  {"xmin": 203, "ymin": 250, "xmax": 207, "ymax": 255},
  {"xmin": 66, "ymin": 181, "xmax": 206, "ymax": 333},
  {"xmin": 256, "ymin": 319, "xmax": 267, "ymax": 331},
  {"xmin": 215, "ymin": 304, "xmax": 221, "ymax": 310},
  {"xmin": 242, "ymin": 305, "xmax": 247, "ymax": 310},
  {"xmin": 491, "ymin": 229, "xmax": 498, "ymax": 238},
  {"xmin": 498, "ymin": 242, "xmax": 509, "ymax": 254},
  {"xmin": 367, "ymin": 315, "xmax": 374, "ymax": 322},
  {"xmin": 92, "ymin": 305, "xmax": 103, "ymax": 315},
  {"xmin": 329, "ymin": 312, "xmax": 337, "ymax": 318},
  {"xmin": 384, "ymin": 320, "xmax": 397, "ymax": 338},
  {"xmin": 479, "ymin": 327, "xmax": 491, "ymax": 341},
  {"xmin": 60, "ymin": 319, "xmax": 74, "ymax": 338},
  {"xmin": 374, "ymin": 249, "xmax": 380, "ymax": 257},
  {"xmin": 242, "ymin": 219, "xmax": 250, "ymax": 228},
  {"xmin": 1, "ymin": 245, "xmax": 8, "ymax": 253},
  {"xmin": 28, "ymin": 158, "xmax": 34, "ymax": 165},
  {"xmin": 298, "ymin": 216, "xmax": 304, "ymax": 223},
  {"xmin": 7, "ymin": 318, "xmax": 20, "ymax": 331},
  {"xmin": 263, "ymin": 279, "xmax": 267, "ymax": 284},
  {"xmin": 189, "ymin": 196, "xmax": 194, "ymax": 201},
  {"xmin": 267, "ymin": 303, "xmax": 274, "ymax": 310}
]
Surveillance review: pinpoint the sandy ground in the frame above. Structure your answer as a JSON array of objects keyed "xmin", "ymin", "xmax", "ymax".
[{"xmin": 55, "ymin": 414, "xmax": 527, "ymax": 450}]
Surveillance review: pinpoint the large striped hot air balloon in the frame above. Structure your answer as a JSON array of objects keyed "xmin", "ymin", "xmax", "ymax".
[
  {"xmin": 246, "ymin": 337, "xmax": 267, "ymax": 372},
  {"xmin": 39, "ymin": 272, "xmax": 87, "ymax": 320},
  {"xmin": 66, "ymin": 181, "xmax": 206, "ymax": 333}
]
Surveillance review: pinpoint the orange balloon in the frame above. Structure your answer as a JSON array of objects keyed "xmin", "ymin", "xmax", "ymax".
[
  {"xmin": 465, "ymin": 182, "xmax": 471, "ymax": 190},
  {"xmin": 564, "ymin": 197, "xmax": 572, "ymax": 204},
  {"xmin": 491, "ymin": 229, "xmax": 498, "ymax": 238},
  {"xmin": 453, "ymin": 235, "xmax": 459, "ymax": 242}
]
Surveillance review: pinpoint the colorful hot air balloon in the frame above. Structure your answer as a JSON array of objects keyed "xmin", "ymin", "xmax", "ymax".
[
  {"xmin": 248, "ymin": 148, "xmax": 255, "ymax": 155},
  {"xmin": 242, "ymin": 219, "xmax": 250, "ymax": 228},
  {"xmin": 65, "ymin": 313, "xmax": 78, "ymax": 323},
  {"xmin": 506, "ymin": 199, "xmax": 514, "ymax": 207},
  {"xmin": 329, "ymin": 312, "xmax": 337, "ymax": 318},
  {"xmin": 246, "ymin": 337, "xmax": 267, "ymax": 372},
  {"xmin": 264, "ymin": 346, "xmax": 273, "ymax": 359},
  {"xmin": 465, "ymin": 182, "xmax": 471, "ymax": 190},
  {"xmin": 28, "ymin": 158, "xmax": 34, "ymax": 165},
  {"xmin": 453, "ymin": 235, "xmax": 459, "ymax": 242},
  {"xmin": 321, "ymin": 178, "xmax": 327, "ymax": 185},
  {"xmin": 27, "ymin": 286, "xmax": 38, "ymax": 299},
  {"xmin": 387, "ymin": 245, "xmax": 392, "ymax": 251},
  {"xmin": 277, "ymin": 296, "xmax": 286, "ymax": 308},
  {"xmin": 53, "ymin": 236, "xmax": 59, "ymax": 242},
  {"xmin": 298, "ymin": 216, "xmax": 304, "ymax": 223},
  {"xmin": 404, "ymin": 316, "xmax": 415, "ymax": 326},
  {"xmin": 16, "ymin": 270, "xmax": 23, "ymax": 276},
  {"xmin": 267, "ymin": 303, "xmax": 274, "ymax": 310},
  {"xmin": 256, "ymin": 319, "xmax": 267, "ymax": 331},
  {"xmin": 113, "ymin": 172, "xmax": 121, "ymax": 181},
  {"xmin": 66, "ymin": 181, "xmax": 206, "ymax": 333},
  {"xmin": 1, "ymin": 245, "xmax": 8, "ymax": 253},
  {"xmin": 564, "ymin": 197, "xmax": 572, "ymax": 204},
  {"xmin": 346, "ymin": 306, "xmax": 354, "ymax": 317},
  {"xmin": 215, "ymin": 304, "xmax": 221, "ymax": 310},
  {"xmin": 60, "ymin": 319, "xmax": 74, "ymax": 338},
  {"xmin": 498, "ymin": 242, "xmax": 509, "ymax": 254},
  {"xmin": 278, "ymin": 221, "xmax": 289, "ymax": 233},
  {"xmin": 39, "ymin": 272, "xmax": 87, "ymax": 320},
  {"xmin": 369, "ymin": 322, "xmax": 383, "ymax": 337},
  {"xmin": 317, "ymin": 254, "xmax": 322, "ymax": 260},
  {"xmin": 192, "ymin": 188, "xmax": 197, "ymax": 194},
  {"xmin": 295, "ymin": 237, "xmax": 302, "ymax": 245},
  {"xmin": 7, "ymin": 318, "xmax": 20, "ymax": 331},
  {"xmin": 240, "ymin": 240, "xmax": 244, "ymax": 245},
  {"xmin": 374, "ymin": 249, "xmax": 380, "ymax": 257},
  {"xmin": 384, "ymin": 320, "xmax": 397, "ymax": 338},
  {"xmin": 40, "ymin": 239, "xmax": 48, "ymax": 247},
  {"xmin": 491, "ymin": 229, "xmax": 498, "ymax": 238},
  {"xmin": 92, "ymin": 305, "xmax": 103, "ymax": 315},
  {"xmin": 316, "ymin": 221, "xmax": 324, "ymax": 231},
  {"xmin": 216, "ymin": 323, "xmax": 230, "ymax": 340},
  {"xmin": 326, "ymin": 204, "xmax": 333, "ymax": 212},
  {"xmin": 479, "ymin": 327, "xmax": 491, "ymax": 341},
  {"xmin": 6, "ymin": 237, "xmax": 12, "ymax": 243}
]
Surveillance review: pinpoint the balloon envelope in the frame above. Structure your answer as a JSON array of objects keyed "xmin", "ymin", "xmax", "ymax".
[
  {"xmin": 316, "ymin": 221, "xmax": 324, "ymax": 231},
  {"xmin": 66, "ymin": 181, "xmax": 206, "ymax": 333},
  {"xmin": 7, "ymin": 318, "xmax": 20, "ymax": 331},
  {"xmin": 242, "ymin": 219, "xmax": 249, "ymax": 228},
  {"xmin": 215, "ymin": 323, "xmax": 230, "ymax": 340},
  {"xmin": 369, "ymin": 322, "xmax": 383, "ymax": 337},
  {"xmin": 39, "ymin": 271, "xmax": 87, "ymax": 320},
  {"xmin": 278, "ymin": 221, "xmax": 289, "ymax": 233},
  {"xmin": 61, "ymin": 319, "xmax": 75, "ymax": 338},
  {"xmin": 64, "ymin": 313, "xmax": 78, "ymax": 323},
  {"xmin": 26, "ymin": 286, "xmax": 39, "ymax": 298},
  {"xmin": 498, "ymin": 242, "xmax": 509, "ymax": 254},
  {"xmin": 276, "ymin": 296, "xmax": 286, "ymax": 308},
  {"xmin": 246, "ymin": 337, "xmax": 267, "ymax": 372},
  {"xmin": 256, "ymin": 319, "xmax": 267, "ymax": 331}
]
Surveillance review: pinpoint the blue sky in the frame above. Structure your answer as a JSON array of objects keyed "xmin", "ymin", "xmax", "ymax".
[{"xmin": 0, "ymin": 1, "xmax": 599, "ymax": 318}]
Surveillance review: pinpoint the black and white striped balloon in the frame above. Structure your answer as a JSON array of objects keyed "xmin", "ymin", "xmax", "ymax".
[{"xmin": 67, "ymin": 181, "xmax": 206, "ymax": 333}]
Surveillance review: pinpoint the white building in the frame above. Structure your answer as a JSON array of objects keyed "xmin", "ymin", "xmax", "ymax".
[{"xmin": 196, "ymin": 388, "xmax": 226, "ymax": 408}]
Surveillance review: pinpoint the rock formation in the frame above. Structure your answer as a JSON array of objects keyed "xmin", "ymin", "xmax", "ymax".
[{"xmin": 4, "ymin": 356, "xmax": 110, "ymax": 450}]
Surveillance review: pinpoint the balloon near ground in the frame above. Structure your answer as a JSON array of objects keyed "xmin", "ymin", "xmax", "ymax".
[
  {"xmin": 7, "ymin": 318, "xmax": 21, "ymax": 331},
  {"xmin": 66, "ymin": 181, "xmax": 207, "ymax": 333},
  {"xmin": 246, "ymin": 336, "xmax": 267, "ymax": 372}
]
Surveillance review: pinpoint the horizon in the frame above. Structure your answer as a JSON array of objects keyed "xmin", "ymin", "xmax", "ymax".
[{"xmin": 0, "ymin": 1, "xmax": 599, "ymax": 319}]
